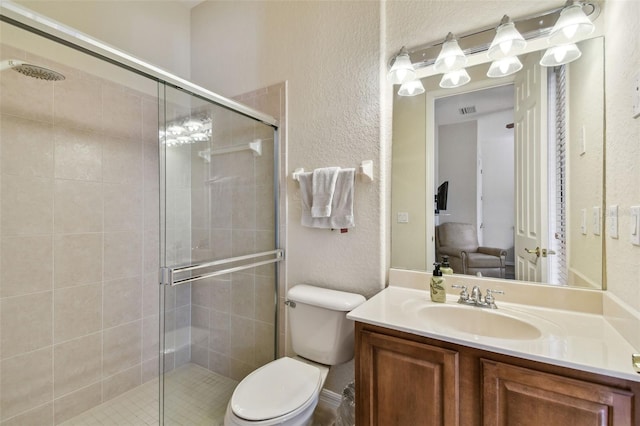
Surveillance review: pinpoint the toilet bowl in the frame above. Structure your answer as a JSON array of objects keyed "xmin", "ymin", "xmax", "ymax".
[
  {"xmin": 223, "ymin": 357, "xmax": 329, "ymax": 426},
  {"xmin": 223, "ymin": 284, "xmax": 365, "ymax": 426}
]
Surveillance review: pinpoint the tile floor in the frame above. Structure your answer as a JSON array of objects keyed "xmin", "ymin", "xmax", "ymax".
[
  {"xmin": 60, "ymin": 363, "xmax": 338, "ymax": 426},
  {"xmin": 60, "ymin": 363, "xmax": 237, "ymax": 426}
]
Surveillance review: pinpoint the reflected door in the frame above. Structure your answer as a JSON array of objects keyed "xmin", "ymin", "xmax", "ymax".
[{"xmin": 514, "ymin": 52, "xmax": 548, "ymax": 282}]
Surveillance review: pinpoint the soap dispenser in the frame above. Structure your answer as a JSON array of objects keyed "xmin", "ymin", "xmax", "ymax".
[
  {"xmin": 440, "ymin": 255, "xmax": 453, "ymax": 275},
  {"xmin": 430, "ymin": 263, "xmax": 446, "ymax": 303}
]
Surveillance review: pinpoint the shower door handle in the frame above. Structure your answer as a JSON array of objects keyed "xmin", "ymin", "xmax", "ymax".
[{"xmin": 161, "ymin": 249, "xmax": 284, "ymax": 286}]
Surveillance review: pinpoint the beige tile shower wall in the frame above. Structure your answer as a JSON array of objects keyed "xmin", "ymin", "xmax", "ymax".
[
  {"xmin": 190, "ymin": 83, "xmax": 285, "ymax": 382},
  {"xmin": 0, "ymin": 46, "xmax": 161, "ymax": 425}
]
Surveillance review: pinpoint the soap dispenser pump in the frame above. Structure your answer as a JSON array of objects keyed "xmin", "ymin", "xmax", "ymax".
[
  {"xmin": 430, "ymin": 263, "xmax": 446, "ymax": 303},
  {"xmin": 440, "ymin": 255, "xmax": 453, "ymax": 275}
]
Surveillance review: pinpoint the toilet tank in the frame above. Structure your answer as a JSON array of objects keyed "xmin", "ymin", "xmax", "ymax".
[{"xmin": 287, "ymin": 284, "xmax": 366, "ymax": 365}]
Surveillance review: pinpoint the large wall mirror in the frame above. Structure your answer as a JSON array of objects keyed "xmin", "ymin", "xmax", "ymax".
[{"xmin": 391, "ymin": 36, "xmax": 605, "ymax": 289}]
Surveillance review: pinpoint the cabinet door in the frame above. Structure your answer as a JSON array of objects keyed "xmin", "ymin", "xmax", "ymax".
[
  {"xmin": 482, "ymin": 360, "xmax": 634, "ymax": 426},
  {"xmin": 357, "ymin": 330, "xmax": 459, "ymax": 426}
]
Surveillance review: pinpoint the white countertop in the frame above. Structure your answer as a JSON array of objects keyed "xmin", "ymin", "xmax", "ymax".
[{"xmin": 347, "ymin": 286, "xmax": 640, "ymax": 382}]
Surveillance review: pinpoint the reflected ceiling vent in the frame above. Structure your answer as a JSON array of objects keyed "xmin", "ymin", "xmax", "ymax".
[{"xmin": 459, "ymin": 105, "xmax": 477, "ymax": 115}]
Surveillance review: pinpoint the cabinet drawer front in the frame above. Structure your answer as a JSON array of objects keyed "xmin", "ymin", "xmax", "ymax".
[
  {"xmin": 482, "ymin": 360, "xmax": 634, "ymax": 426},
  {"xmin": 357, "ymin": 330, "xmax": 459, "ymax": 426}
]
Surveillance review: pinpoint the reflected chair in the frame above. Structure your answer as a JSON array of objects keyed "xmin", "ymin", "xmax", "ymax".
[{"xmin": 435, "ymin": 222, "xmax": 507, "ymax": 278}]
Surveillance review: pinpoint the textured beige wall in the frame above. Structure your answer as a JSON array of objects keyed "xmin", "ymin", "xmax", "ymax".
[
  {"xmin": 14, "ymin": 0, "xmax": 192, "ymax": 78},
  {"xmin": 604, "ymin": 0, "xmax": 640, "ymax": 313},
  {"xmin": 191, "ymin": 1, "xmax": 386, "ymax": 299},
  {"xmin": 568, "ymin": 37, "xmax": 604, "ymax": 288}
]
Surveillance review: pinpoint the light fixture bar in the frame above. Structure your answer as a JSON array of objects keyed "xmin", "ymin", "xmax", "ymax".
[{"xmin": 406, "ymin": 1, "xmax": 599, "ymax": 71}]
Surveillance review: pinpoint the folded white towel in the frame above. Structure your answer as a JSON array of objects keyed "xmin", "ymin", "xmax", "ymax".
[
  {"xmin": 298, "ymin": 172, "xmax": 319, "ymax": 227},
  {"xmin": 311, "ymin": 167, "xmax": 340, "ymax": 218},
  {"xmin": 329, "ymin": 168, "xmax": 355, "ymax": 229},
  {"xmin": 299, "ymin": 168, "xmax": 355, "ymax": 229}
]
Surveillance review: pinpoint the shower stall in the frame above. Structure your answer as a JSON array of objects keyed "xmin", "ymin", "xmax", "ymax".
[{"xmin": 0, "ymin": 3, "xmax": 282, "ymax": 425}]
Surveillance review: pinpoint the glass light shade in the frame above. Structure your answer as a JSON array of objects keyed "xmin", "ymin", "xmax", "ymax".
[
  {"xmin": 191, "ymin": 132, "xmax": 209, "ymax": 142},
  {"xmin": 540, "ymin": 43, "xmax": 582, "ymax": 66},
  {"xmin": 434, "ymin": 33, "xmax": 467, "ymax": 73},
  {"xmin": 439, "ymin": 69, "xmax": 471, "ymax": 89},
  {"xmin": 183, "ymin": 119, "xmax": 203, "ymax": 132},
  {"xmin": 487, "ymin": 56, "xmax": 523, "ymax": 78},
  {"xmin": 488, "ymin": 19, "xmax": 526, "ymax": 60},
  {"xmin": 398, "ymin": 79, "xmax": 425, "ymax": 96},
  {"xmin": 388, "ymin": 49, "xmax": 416, "ymax": 85},
  {"xmin": 549, "ymin": 3, "xmax": 595, "ymax": 45},
  {"xmin": 167, "ymin": 124, "xmax": 185, "ymax": 135}
]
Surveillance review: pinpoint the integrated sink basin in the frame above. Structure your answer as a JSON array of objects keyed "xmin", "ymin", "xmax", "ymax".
[{"xmin": 418, "ymin": 304, "xmax": 542, "ymax": 340}]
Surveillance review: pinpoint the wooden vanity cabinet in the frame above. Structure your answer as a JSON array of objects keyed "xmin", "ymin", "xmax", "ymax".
[{"xmin": 355, "ymin": 322, "xmax": 640, "ymax": 426}]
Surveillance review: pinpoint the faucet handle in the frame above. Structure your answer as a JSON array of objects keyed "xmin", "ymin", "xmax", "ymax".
[
  {"xmin": 452, "ymin": 284, "xmax": 469, "ymax": 302},
  {"xmin": 484, "ymin": 289, "xmax": 504, "ymax": 309}
]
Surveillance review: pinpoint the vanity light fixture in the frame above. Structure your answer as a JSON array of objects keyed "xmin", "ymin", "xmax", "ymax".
[
  {"xmin": 487, "ymin": 15, "xmax": 526, "ymax": 60},
  {"xmin": 390, "ymin": 1, "xmax": 599, "ymax": 92},
  {"xmin": 398, "ymin": 78, "xmax": 425, "ymax": 96},
  {"xmin": 388, "ymin": 46, "xmax": 416, "ymax": 85},
  {"xmin": 540, "ymin": 43, "xmax": 582, "ymax": 67},
  {"xmin": 440, "ymin": 68, "xmax": 471, "ymax": 89},
  {"xmin": 548, "ymin": 0, "xmax": 595, "ymax": 45},
  {"xmin": 434, "ymin": 33, "xmax": 467, "ymax": 74},
  {"xmin": 487, "ymin": 56, "xmax": 523, "ymax": 78}
]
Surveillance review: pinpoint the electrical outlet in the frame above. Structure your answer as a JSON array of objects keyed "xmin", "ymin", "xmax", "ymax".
[
  {"xmin": 631, "ymin": 206, "xmax": 640, "ymax": 246},
  {"xmin": 608, "ymin": 205, "xmax": 619, "ymax": 239},
  {"xmin": 397, "ymin": 212, "xmax": 409, "ymax": 223},
  {"xmin": 592, "ymin": 206, "xmax": 600, "ymax": 236}
]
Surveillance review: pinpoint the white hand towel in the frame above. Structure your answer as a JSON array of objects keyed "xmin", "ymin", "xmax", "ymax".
[
  {"xmin": 311, "ymin": 167, "xmax": 340, "ymax": 218},
  {"xmin": 298, "ymin": 172, "xmax": 317, "ymax": 227},
  {"xmin": 329, "ymin": 168, "xmax": 355, "ymax": 229}
]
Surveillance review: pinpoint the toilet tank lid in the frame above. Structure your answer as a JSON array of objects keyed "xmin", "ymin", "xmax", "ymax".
[{"xmin": 287, "ymin": 284, "xmax": 366, "ymax": 311}]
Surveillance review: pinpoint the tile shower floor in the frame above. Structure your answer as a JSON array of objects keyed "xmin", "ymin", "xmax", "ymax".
[{"xmin": 61, "ymin": 363, "xmax": 237, "ymax": 426}]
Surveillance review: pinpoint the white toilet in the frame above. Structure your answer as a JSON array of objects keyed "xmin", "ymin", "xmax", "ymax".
[{"xmin": 224, "ymin": 284, "xmax": 366, "ymax": 426}]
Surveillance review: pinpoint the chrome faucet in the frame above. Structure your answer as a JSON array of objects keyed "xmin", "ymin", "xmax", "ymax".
[
  {"xmin": 452, "ymin": 284, "xmax": 504, "ymax": 309},
  {"xmin": 470, "ymin": 286, "xmax": 482, "ymax": 304}
]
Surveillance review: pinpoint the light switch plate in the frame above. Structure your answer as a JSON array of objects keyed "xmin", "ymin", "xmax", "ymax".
[
  {"xmin": 397, "ymin": 212, "xmax": 409, "ymax": 223},
  {"xmin": 592, "ymin": 206, "xmax": 600, "ymax": 236},
  {"xmin": 608, "ymin": 205, "xmax": 619, "ymax": 239},
  {"xmin": 580, "ymin": 208, "xmax": 587, "ymax": 235},
  {"xmin": 631, "ymin": 206, "xmax": 640, "ymax": 246}
]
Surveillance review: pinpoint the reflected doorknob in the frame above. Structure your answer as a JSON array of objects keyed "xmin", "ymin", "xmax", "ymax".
[
  {"xmin": 524, "ymin": 247, "xmax": 556, "ymax": 258},
  {"xmin": 524, "ymin": 247, "xmax": 541, "ymax": 257},
  {"xmin": 542, "ymin": 248, "xmax": 556, "ymax": 257}
]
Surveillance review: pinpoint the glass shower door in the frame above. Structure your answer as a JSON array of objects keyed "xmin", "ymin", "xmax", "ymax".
[{"xmin": 159, "ymin": 84, "xmax": 281, "ymax": 425}]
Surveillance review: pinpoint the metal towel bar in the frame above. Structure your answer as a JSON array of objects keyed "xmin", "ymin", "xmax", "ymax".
[{"xmin": 161, "ymin": 249, "xmax": 284, "ymax": 287}]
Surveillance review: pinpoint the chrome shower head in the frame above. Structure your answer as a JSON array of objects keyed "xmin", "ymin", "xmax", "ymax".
[
  {"xmin": 1, "ymin": 59, "xmax": 65, "ymax": 81},
  {"xmin": 13, "ymin": 63, "xmax": 65, "ymax": 81}
]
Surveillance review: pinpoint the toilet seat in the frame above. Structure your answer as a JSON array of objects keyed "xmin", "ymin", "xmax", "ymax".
[{"xmin": 230, "ymin": 357, "xmax": 322, "ymax": 422}]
